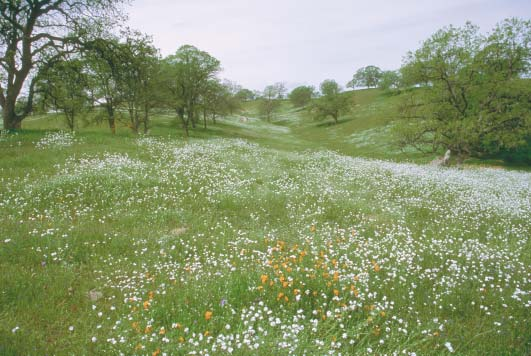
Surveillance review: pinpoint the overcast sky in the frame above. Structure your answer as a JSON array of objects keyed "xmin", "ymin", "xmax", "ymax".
[{"xmin": 127, "ymin": 0, "xmax": 531, "ymax": 91}]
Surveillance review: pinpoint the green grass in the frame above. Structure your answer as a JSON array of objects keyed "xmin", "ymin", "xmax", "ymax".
[{"xmin": 1, "ymin": 92, "xmax": 530, "ymax": 355}]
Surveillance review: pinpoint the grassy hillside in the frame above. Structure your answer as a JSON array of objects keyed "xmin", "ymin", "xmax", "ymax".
[
  {"xmin": 1, "ymin": 92, "xmax": 530, "ymax": 355},
  {"xmin": 18, "ymin": 89, "xmax": 415, "ymax": 161},
  {"xmin": 238, "ymin": 89, "xmax": 409, "ymax": 159}
]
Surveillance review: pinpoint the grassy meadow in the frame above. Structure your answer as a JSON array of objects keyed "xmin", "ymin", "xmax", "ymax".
[{"xmin": 1, "ymin": 89, "xmax": 531, "ymax": 355}]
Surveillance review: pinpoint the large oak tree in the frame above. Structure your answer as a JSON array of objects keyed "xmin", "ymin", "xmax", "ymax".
[
  {"xmin": 397, "ymin": 19, "xmax": 531, "ymax": 162},
  {"xmin": 0, "ymin": 0, "xmax": 126, "ymax": 130}
]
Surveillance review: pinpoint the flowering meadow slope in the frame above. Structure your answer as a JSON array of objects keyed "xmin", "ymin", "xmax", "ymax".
[{"xmin": 1, "ymin": 135, "xmax": 530, "ymax": 355}]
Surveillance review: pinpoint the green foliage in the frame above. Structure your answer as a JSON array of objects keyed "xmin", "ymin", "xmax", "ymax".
[
  {"xmin": 396, "ymin": 18, "xmax": 531, "ymax": 162},
  {"xmin": 235, "ymin": 88, "xmax": 256, "ymax": 101},
  {"xmin": 161, "ymin": 45, "xmax": 221, "ymax": 136},
  {"xmin": 309, "ymin": 80, "xmax": 352, "ymax": 124},
  {"xmin": 117, "ymin": 32, "xmax": 160, "ymax": 133},
  {"xmin": 83, "ymin": 38, "xmax": 123, "ymax": 133},
  {"xmin": 288, "ymin": 86, "xmax": 315, "ymax": 108},
  {"xmin": 320, "ymin": 80, "xmax": 341, "ymax": 96},
  {"xmin": 347, "ymin": 65, "xmax": 383, "ymax": 88},
  {"xmin": 0, "ymin": 0, "xmax": 128, "ymax": 129},
  {"xmin": 378, "ymin": 70, "xmax": 401, "ymax": 92},
  {"xmin": 257, "ymin": 83, "xmax": 284, "ymax": 121},
  {"xmin": 37, "ymin": 59, "xmax": 91, "ymax": 131},
  {"xmin": 199, "ymin": 80, "xmax": 241, "ymax": 126},
  {"xmin": 219, "ymin": 80, "xmax": 244, "ymax": 114}
]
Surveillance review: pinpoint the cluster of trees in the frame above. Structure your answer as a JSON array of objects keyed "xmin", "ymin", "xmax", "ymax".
[
  {"xmin": 0, "ymin": 0, "xmax": 247, "ymax": 136},
  {"xmin": 161, "ymin": 45, "xmax": 241, "ymax": 136},
  {"xmin": 347, "ymin": 66, "xmax": 401, "ymax": 91},
  {"xmin": 257, "ymin": 80, "xmax": 352, "ymax": 125},
  {"xmin": 1, "ymin": 0, "xmax": 125, "ymax": 130},
  {"xmin": 34, "ymin": 31, "xmax": 162, "ymax": 134}
]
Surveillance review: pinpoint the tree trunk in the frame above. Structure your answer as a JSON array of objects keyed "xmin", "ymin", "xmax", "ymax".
[
  {"xmin": 2, "ymin": 103, "xmax": 22, "ymax": 130},
  {"xmin": 203, "ymin": 110, "xmax": 207, "ymax": 129},
  {"xmin": 105, "ymin": 99, "xmax": 116, "ymax": 135},
  {"xmin": 109, "ymin": 118, "xmax": 116, "ymax": 135},
  {"xmin": 2, "ymin": 96, "xmax": 24, "ymax": 130},
  {"xmin": 65, "ymin": 111, "xmax": 75, "ymax": 131},
  {"xmin": 182, "ymin": 118, "xmax": 189, "ymax": 137},
  {"xmin": 128, "ymin": 106, "xmax": 139, "ymax": 134},
  {"xmin": 191, "ymin": 110, "xmax": 196, "ymax": 128},
  {"xmin": 442, "ymin": 150, "xmax": 451, "ymax": 166},
  {"xmin": 134, "ymin": 110, "xmax": 140, "ymax": 133},
  {"xmin": 177, "ymin": 108, "xmax": 188, "ymax": 137},
  {"xmin": 143, "ymin": 105, "xmax": 149, "ymax": 134},
  {"xmin": 456, "ymin": 153, "xmax": 465, "ymax": 166}
]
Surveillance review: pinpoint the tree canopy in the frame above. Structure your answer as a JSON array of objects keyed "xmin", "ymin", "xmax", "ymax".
[
  {"xmin": 257, "ymin": 83, "xmax": 284, "ymax": 122},
  {"xmin": 378, "ymin": 70, "xmax": 401, "ymax": 92},
  {"xmin": 347, "ymin": 65, "xmax": 383, "ymax": 88},
  {"xmin": 37, "ymin": 58, "xmax": 90, "ymax": 131},
  {"xmin": 161, "ymin": 45, "xmax": 221, "ymax": 136},
  {"xmin": 0, "ymin": 0, "xmax": 127, "ymax": 130},
  {"xmin": 396, "ymin": 18, "xmax": 531, "ymax": 162},
  {"xmin": 309, "ymin": 80, "xmax": 351, "ymax": 124},
  {"xmin": 288, "ymin": 86, "xmax": 315, "ymax": 108}
]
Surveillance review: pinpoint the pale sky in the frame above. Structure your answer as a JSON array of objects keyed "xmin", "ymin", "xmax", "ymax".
[{"xmin": 127, "ymin": 0, "xmax": 531, "ymax": 91}]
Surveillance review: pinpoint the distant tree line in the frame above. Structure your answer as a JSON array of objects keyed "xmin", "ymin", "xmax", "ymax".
[
  {"xmin": 256, "ymin": 80, "xmax": 352, "ymax": 125},
  {"xmin": 346, "ymin": 66, "xmax": 401, "ymax": 92}
]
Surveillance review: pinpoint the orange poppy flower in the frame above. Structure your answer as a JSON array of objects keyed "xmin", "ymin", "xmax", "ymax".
[{"xmin": 205, "ymin": 310, "xmax": 213, "ymax": 321}]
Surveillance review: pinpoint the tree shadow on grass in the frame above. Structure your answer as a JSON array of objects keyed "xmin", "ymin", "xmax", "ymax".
[{"xmin": 315, "ymin": 116, "xmax": 357, "ymax": 128}]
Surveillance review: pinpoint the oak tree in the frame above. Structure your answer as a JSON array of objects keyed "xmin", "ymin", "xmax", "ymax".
[
  {"xmin": 396, "ymin": 19, "xmax": 531, "ymax": 162},
  {"xmin": 0, "ymin": 0, "xmax": 126, "ymax": 130}
]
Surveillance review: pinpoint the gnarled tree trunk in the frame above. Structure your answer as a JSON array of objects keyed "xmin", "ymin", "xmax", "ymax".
[{"xmin": 2, "ymin": 103, "xmax": 22, "ymax": 130}]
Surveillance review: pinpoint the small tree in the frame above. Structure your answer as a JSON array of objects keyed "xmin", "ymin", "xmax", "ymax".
[
  {"xmin": 275, "ymin": 82, "xmax": 287, "ymax": 99},
  {"xmin": 162, "ymin": 45, "xmax": 221, "ymax": 137},
  {"xmin": 288, "ymin": 86, "xmax": 315, "ymax": 107},
  {"xmin": 118, "ymin": 32, "xmax": 160, "ymax": 134},
  {"xmin": 258, "ymin": 84, "xmax": 283, "ymax": 122},
  {"xmin": 220, "ymin": 80, "xmax": 243, "ymax": 115},
  {"xmin": 38, "ymin": 59, "xmax": 90, "ymax": 131},
  {"xmin": 378, "ymin": 70, "xmax": 402, "ymax": 92},
  {"xmin": 235, "ymin": 88, "xmax": 255, "ymax": 101},
  {"xmin": 347, "ymin": 65, "xmax": 383, "ymax": 89},
  {"xmin": 199, "ymin": 79, "xmax": 237, "ymax": 128},
  {"xmin": 84, "ymin": 38, "xmax": 124, "ymax": 134},
  {"xmin": 309, "ymin": 80, "xmax": 351, "ymax": 124}
]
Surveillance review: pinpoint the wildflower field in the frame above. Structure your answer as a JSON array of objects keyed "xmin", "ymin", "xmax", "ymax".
[{"xmin": 1, "ymin": 123, "xmax": 530, "ymax": 355}]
